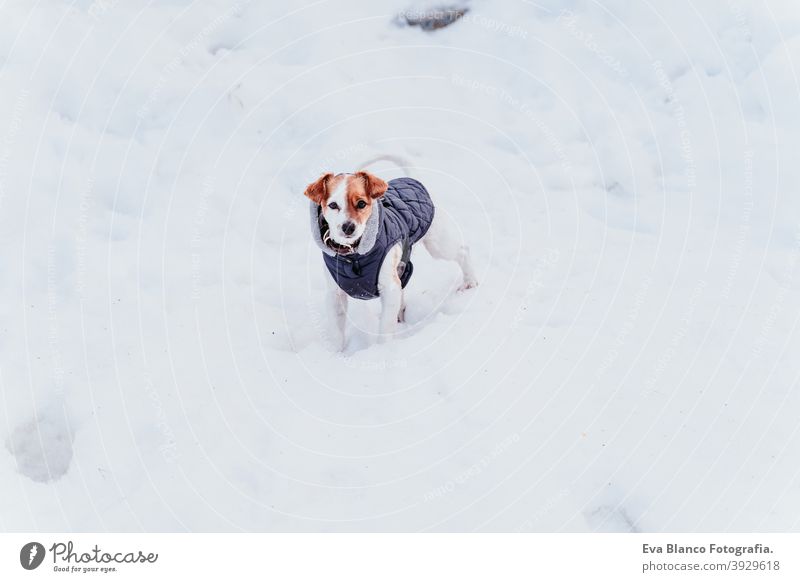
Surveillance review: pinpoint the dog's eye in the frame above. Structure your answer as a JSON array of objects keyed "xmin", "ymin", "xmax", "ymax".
[
  {"xmin": 356, "ymin": 200, "xmax": 367, "ymax": 209},
  {"xmin": 328, "ymin": 202, "xmax": 339, "ymax": 210}
]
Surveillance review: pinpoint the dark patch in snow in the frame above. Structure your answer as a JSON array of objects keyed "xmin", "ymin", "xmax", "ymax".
[
  {"xmin": 6, "ymin": 408, "xmax": 74, "ymax": 483},
  {"xmin": 605, "ymin": 181, "xmax": 630, "ymax": 198},
  {"xmin": 399, "ymin": 5, "xmax": 469, "ymax": 31}
]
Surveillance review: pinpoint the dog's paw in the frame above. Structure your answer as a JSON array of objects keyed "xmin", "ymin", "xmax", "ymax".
[
  {"xmin": 325, "ymin": 331, "xmax": 346, "ymax": 352},
  {"xmin": 458, "ymin": 279, "xmax": 478, "ymax": 292}
]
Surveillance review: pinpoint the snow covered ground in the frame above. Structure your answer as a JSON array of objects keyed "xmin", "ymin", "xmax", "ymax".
[{"xmin": 1, "ymin": 0, "xmax": 800, "ymax": 531}]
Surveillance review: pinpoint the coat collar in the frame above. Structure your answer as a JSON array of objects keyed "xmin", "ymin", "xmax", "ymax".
[{"xmin": 309, "ymin": 201, "xmax": 382, "ymax": 257}]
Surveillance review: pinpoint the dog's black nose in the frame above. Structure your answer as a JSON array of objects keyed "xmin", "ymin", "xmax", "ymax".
[{"xmin": 342, "ymin": 221, "xmax": 356, "ymax": 236}]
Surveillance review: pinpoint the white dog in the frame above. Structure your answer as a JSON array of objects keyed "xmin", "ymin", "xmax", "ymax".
[{"xmin": 306, "ymin": 158, "xmax": 477, "ymax": 348}]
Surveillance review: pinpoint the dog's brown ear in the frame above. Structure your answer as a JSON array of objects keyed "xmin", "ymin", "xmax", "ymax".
[
  {"xmin": 357, "ymin": 171, "xmax": 388, "ymax": 199},
  {"xmin": 304, "ymin": 173, "xmax": 333, "ymax": 205}
]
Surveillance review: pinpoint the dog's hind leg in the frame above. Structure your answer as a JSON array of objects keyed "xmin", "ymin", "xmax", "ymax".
[{"xmin": 422, "ymin": 214, "xmax": 478, "ymax": 290}]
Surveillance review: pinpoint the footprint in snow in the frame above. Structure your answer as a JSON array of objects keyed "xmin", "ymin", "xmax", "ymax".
[
  {"xmin": 585, "ymin": 504, "xmax": 641, "ymax": 533},
  {"xmin": 5, "ymin": 408, "xmax": 74, "ymax": 483}
]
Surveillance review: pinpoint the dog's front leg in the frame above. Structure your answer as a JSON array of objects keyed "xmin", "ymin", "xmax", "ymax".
[
  {"xmin": 326, "ymin": 276, "xmax": 348, "ymax": 351},
  {"xmin": 377, "ymin": 244, "xmax": 403, "ymax": 343}
]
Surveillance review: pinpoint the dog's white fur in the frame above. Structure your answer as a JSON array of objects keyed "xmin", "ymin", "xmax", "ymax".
[
  {"xmin": 325, "ymin": 177, "xmax": 363, "ymax": 246},
  {"xmin": 311, "ymin": 157, "xmax": 477, "ymax": 349}
]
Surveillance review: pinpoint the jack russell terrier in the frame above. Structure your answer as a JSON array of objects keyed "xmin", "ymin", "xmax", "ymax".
[{"xmin": 306, "ymin": 161, "xmax": 477, "ymax": 348}]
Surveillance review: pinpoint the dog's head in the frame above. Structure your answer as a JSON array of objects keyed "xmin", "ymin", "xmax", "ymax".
[{"xmin": 304, "ymin": 171, "xmax": 388, "ymax": 250}]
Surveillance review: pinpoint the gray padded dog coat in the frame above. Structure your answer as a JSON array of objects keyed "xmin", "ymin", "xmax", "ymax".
[{"xmin": 310, "ymin": 177, "xmax": 435, "ymax": 300}]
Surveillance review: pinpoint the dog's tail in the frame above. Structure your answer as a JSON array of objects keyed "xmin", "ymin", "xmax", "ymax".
[{"xmin": 357, "ymin": 154, "xmax": 412, "ymax": 177}]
